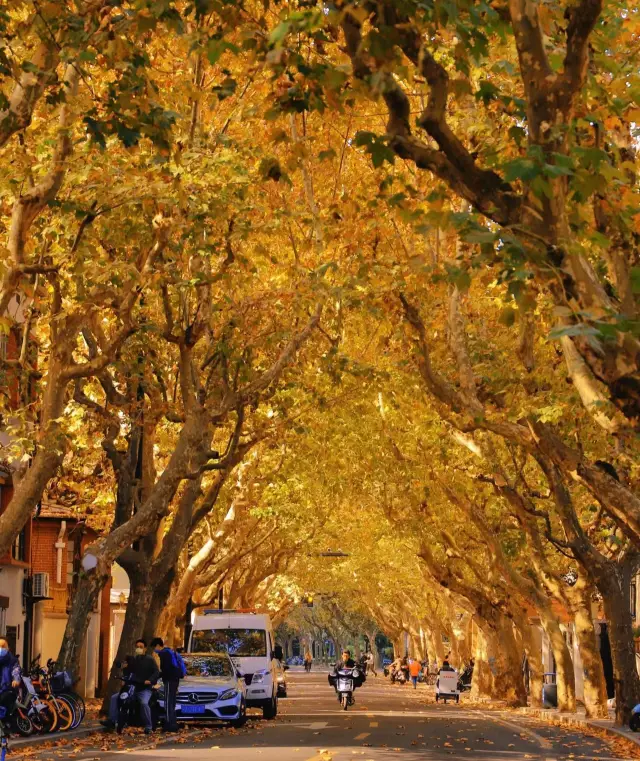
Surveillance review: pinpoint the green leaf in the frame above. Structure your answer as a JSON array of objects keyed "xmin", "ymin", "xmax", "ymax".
[
  {"xmin": 270, "ymin": 21, "xmax": 291, "ymax": 45},
  {"xmin": 503, "ymin": 158, "xmax": 540, "ymax": 182}
]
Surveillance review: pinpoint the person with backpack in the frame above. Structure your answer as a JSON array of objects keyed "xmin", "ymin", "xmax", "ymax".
[{"xmin": 150, "ymin": 637, "xmax": 186, "ymax": 733}]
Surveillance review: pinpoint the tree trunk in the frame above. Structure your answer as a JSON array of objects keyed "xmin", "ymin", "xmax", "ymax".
[
  {"xmin": 517, "ymin": 622, "xmax": 543, "ymax": 709},
  {"xmin": 431, "ymin": 626, "xmax": 446, "ymax": 664},
  {"xmin": 601, "ymin": 578, "xmax": 640, "ymax": 724},
  {"xmin": 489, "ymin": 614, "xmax": 527, "ymax": 706},
  {"xmin": 57, "ymin": 562, "xmax": 110, "ymax": 675},
  {"xmin": 100, "ymin": 564, "xmax": 155, "ymax": 714},
  {"xmin": 567, "ymin": 579, "xmax": 608, "ymax": 718},
  {"xmin": 142, "ymin": 573, "xmax": 174, "ymax": 644},
  {"xmin": 540, "ymin": 611, "xmax": 576, "ymax": 712},
  {"xmin": 470, "ymin": 625, "xmax": 494, "ymax": 701}
]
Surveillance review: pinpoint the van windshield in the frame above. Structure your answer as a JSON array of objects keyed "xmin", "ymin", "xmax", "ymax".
[{"xmin": 191, "ymin": 628, "xmax": 267, "ymax": 657}]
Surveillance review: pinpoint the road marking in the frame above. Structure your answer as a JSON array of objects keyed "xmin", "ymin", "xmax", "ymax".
[
  {"xmin": 369, "ymin": 721, "xmax": 378, "ymax": 727},
  {"xmin": 483, "ymin": 712, "xmax": 553, "ymax": 750},
  {"xmin": 354, "ymin": 732, "xmax": 370, "ymax": 740}
]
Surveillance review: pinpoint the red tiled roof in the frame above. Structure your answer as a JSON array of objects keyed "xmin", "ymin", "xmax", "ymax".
[{"xmin": 38, "ymin": 502, "xmax": 83, "ymax": 520}]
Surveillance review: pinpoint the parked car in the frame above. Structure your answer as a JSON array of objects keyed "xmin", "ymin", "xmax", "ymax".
[
  {"xmin": 158, "ymin": 652, "xmax": 247, "ymax": 727},
  {"xmin": 286, "ymin": 656, "xmax": 303, "ymax": 666},
  {"xmin": 275, "ymin": 661, "xmax": 289, "ymax": 698}
]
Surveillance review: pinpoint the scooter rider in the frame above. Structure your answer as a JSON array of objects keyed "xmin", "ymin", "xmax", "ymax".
[
  {"xmin": 102, "ymin": 639, "xmax": 160, "ymax": 734},
  {"xmin": 335, "ymin": 650, "xmax": 355, "ymax": 670},
  {"xmin": 0, "ymin": 637, "xmax": 22, "ymax": 717},
  {"xmin": 329, "ymin": 650, "xmax": 355, "ymax": 689}
]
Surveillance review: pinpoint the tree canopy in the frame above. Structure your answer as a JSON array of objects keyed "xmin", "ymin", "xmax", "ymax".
[{"xmin": 1, "ymin": 0, "xmax": 639, "ymax": 726}]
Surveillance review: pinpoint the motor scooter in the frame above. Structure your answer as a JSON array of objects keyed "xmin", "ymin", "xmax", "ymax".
[
  {"xmin": 116, "ymin": 678, "xmax": 160, "ymax": 734},
  {"xmin": 335, "ymin": 667, "xmax": 361, "ymax": 710}
]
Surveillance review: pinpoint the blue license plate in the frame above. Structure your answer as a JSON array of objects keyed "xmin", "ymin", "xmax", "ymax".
[{"xmin": 181, "ymin": 704, "xmax": 206, "ymax": 714}]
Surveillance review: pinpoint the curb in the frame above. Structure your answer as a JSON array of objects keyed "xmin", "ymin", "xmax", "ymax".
[
  {"xmin": 520, "ymin": 707, "xmax": 640, "ymax": 748},
  {"xmin": 8, "ymin": 722, "xmax": 101, "ymax": 749}
]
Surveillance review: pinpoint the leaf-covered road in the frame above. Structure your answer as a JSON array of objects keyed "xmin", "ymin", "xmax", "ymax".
[{"xmin": 9, "ymin": 669, "xmax": 638, "ymax": 761}]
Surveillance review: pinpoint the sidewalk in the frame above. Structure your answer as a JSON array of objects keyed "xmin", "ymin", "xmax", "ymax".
[
  {"xmin": 520, "ymin": 706, "xmax": 640, "ymax": 748},
  {"xmin": 8, "ymin": 720, "xmax": 101, "ymax": 749}
]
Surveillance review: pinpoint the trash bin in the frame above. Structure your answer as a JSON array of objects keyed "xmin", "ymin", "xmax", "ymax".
[{"xmin": 542, "ymin": 672, "xmax": 557, "ymax": 708}]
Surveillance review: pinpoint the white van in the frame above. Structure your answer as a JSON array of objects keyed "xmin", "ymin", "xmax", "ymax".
[{"xmin": 188, "ymin": 610, "xmax": 280, "ymax": 719}]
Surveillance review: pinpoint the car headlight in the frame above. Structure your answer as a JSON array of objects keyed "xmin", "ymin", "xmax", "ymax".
[
  {"xmin": 252, "ymin": 669, "xmax": 269, "ymax": 684},
  {"xmin": 218, "ymin": 689, "xmax": 239, "ymax": 701}
]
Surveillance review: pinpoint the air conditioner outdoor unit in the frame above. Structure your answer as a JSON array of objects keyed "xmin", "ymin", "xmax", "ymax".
[{"xmin": 32, "ymin": 572, "xmax": 50, "ymax": 599}]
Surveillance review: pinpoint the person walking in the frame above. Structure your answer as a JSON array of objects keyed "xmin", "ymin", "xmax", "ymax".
[
  {"xmin": 304, "ymin": 650, "xmax": 313, "ymax": 673},
  {"xmin": 0, "ymin": 637, "xmax": 21, "ymax": 716},
  {"xmin": 409, "ymin": 657, "xmax": 421, "ymax": 689},
  {"xmin": 365, "ymin": 650, "xmax": 377, "ymax": 677},
  {"xmin": 102, "ymin": 639, "xmax": 160, "ymax": 734},
  {"xmin": 151, "ymin": 637, "xmax": 184, "ymax": 733}
]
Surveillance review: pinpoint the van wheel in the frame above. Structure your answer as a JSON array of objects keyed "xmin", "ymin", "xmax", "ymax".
[{"xmin": 263, "ymin": 696, "xmax": 278, "ymax": 720}]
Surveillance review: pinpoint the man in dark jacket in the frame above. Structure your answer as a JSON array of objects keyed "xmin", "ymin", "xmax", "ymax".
[
  {"xmin": 151, "ymin": 637, "xmax": 181, "ymax": 733},
  {"xmin": 102, "ymin": 639, "xmax": 160, "ymax": 733},
  {"xmin": 0, "ymin": 637, "xmax": 22, "ymax": 716}
]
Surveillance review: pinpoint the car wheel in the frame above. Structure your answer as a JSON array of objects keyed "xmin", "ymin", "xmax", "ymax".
[
  {"xmin": 263, "ymin": 696, "xmax": 278, "ymax": 720},
  {"xmin": 232, "ymin": 702, "xmax": 247, "ymax": 728}
]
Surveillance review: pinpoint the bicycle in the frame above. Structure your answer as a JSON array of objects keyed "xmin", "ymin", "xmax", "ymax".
[
  {"xmin": 0, "ymin": 692, "xmax": 33, "ymax": 738},
  {"xmin": 17, "ymin": 676, "xmax": 56, "ymax": 733},
  {"xmin": 28, "ymin": 661, "xmax": 75, "ymax": 732},
  {"xmin": 46, "ymin": 660, "xmax": 85, "ymax": 729}
]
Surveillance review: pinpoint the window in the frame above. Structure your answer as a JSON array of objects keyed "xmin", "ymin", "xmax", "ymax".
[
  {"xmin": 631, "ymin": 580, "xmax": 637, "ymax": 620},
  {"xmin": 182, "ymin": 655, "xmax": 234, "ymax": 678},
  {"xmin": 67, "ymin": 541, "xmax": 74, "ymax": 586},
  {"xmin": 191, "ymin": 629, "xmax": 267, "ymax": 657},
  {"xmin": 12, "ymin": 528, "xmax": 26, "ymax": 562}
]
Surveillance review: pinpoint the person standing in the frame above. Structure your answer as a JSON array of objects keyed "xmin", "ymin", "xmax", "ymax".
[
  {"xmin": 0, "ymin": 637, "xmax": 21, "ymax": 716},
  {"xmin": 151, "ymin": 637, "xmax": 183, "ymax": 733},
  {"xmin": 365, "ymin": 651, "xmax": 377, "ymax": 677},
  {"xmin": 408, "ymin": 658, "xmax": 421, "ymax": 689}
]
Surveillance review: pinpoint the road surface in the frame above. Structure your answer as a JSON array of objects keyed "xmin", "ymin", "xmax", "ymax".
[{"xmin": 15, "ymin": 667, "xmax": 629, "ymax": 761}]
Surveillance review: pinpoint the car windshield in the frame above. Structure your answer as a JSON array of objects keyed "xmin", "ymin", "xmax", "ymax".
[
  {"xmin": 183, "ymin": 654, "xmax": 234, "ymax": 678},
  {"xmin": 191, "ymin": 629, "xmax": 267, "ymax": 657}
]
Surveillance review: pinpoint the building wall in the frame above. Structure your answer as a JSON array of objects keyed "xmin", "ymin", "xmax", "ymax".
[
  {"xmin": 0, "ymin": 484, "xmax": 29, "ymax": 660},
  {"xmin": 30, "ymin": 519, "xmax": 100, "ymax": 697},
  {"xmin": 0, "ymin": 566, "xmax": 26, "ymax": 658}
]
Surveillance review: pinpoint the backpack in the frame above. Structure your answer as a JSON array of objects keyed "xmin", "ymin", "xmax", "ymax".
[{"xmin": 168, "ymin": 648, "xmax": 187, "ymax": 679}]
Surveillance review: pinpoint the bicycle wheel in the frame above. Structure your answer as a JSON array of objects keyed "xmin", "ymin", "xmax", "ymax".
[
  {"xmin": 31, "ymin": 701, "xmax": 56, "ymax": 733},
  {"xmin": 67, "ymin": 692, "xmax": 85, "ymax": 720},
  {"xmin": 50, "ymin": 696, "xmax": 74, "ymax": 732},
  {"xmin": 12, "ymin": 709, "xmax": 34, "ymax": 736},
  {"xmin": 62, "ymin": 693, "xmax": 83, "ymax": 729}
]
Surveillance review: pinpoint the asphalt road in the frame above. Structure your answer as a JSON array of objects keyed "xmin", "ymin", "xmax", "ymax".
[{"xmin": 15, "ymin": 668, "xmax": 631, "ymax": 761}]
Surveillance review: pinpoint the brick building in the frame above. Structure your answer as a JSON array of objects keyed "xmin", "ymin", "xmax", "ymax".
[
  {"xmin": 0, "ymin": 293, "xmax": 35, "ymax": 664},
  {"xmin": 30, "ymin": 503, "xmax": 103, "ymax": 697}
]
